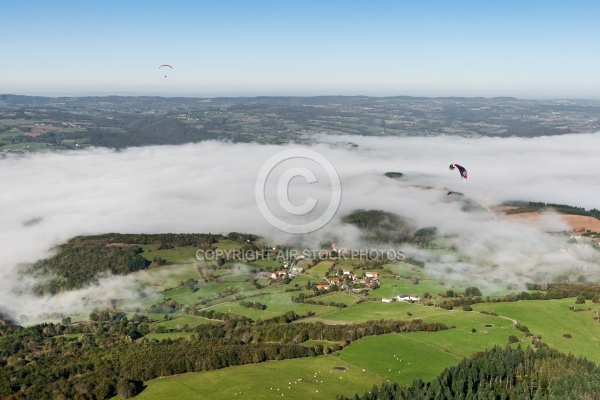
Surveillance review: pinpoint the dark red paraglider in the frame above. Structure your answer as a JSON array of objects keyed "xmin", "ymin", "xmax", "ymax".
[{"xmin": 449, "ymin": 163, "xmax": 467, "ymax": 181}]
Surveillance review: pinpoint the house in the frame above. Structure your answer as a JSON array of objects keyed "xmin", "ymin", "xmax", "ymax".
[
  {"xmin": 382, "ymin": 298, "xmax": 394, "ymax": 303},
  {"xmin": 342, "ymin": 270, "xmax": 351, "ymax": 275},
  {"xmin": 291, "ymin": 265, "xmax": 304, "ymax": 273},
  {"xmin": 316, "ymin": 284, "xmax": 330, "ymax": 291},
  {"xmin": 365, "ymin": 272, "xmax": 379, "ymax": 278},
  {"xmin": 271, "ymin": 270, "xmax": 287, "ymax": 279},
  {"xmin": 396, "ymin": 295, "xmax": 420, "ymax": 303}
]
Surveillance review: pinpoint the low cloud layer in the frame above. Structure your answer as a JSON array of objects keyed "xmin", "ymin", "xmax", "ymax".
[{"xmin": 2, "ymin": 133, "xmax": 600, "ymax": 320}]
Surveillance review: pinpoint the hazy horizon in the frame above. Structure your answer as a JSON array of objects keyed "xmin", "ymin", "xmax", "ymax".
[
  {"xmin": 2, "ymin": 1, "xmax": 600, "ymax": 99},
  {"xmin": 4, "ymin": 91, "xmax": 600, "ymax": 101}
]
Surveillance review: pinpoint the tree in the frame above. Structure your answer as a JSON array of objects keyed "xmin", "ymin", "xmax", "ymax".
[
  {"xmin": 465, "ymin": 287, "xmax": 482, "ymax": 297},
  {"xmin": 117, "ymin": 378, "xmax": 138, "ymax": 398},
  {"xmin": 138, "ymin": 323, "xmax": 150, "ymax": 335}
]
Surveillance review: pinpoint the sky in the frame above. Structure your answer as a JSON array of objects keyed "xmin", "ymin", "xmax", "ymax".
[
  {"xmin": 2, "ymin": 0, "xmax": 600, "ymax": 98},
  {"xmin": 2, "ymin": 133, "xmax": 600, "ymax": 320}
]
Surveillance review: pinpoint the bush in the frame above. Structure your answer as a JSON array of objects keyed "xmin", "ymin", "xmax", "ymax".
[{"xmin": 463, "ymin": 305, "xmax": 473, "ymax": 311}]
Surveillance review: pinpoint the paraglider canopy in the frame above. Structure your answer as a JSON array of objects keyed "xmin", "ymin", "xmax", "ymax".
[
  {"xmin": 449, "ymin": 163, "xmax": 467, "ymax": 181},
  {"xmin": 158, "ymin": 64, "xmax": 172, "ymax": 78}
]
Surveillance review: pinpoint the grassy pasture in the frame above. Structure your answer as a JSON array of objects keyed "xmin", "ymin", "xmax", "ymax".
[
  {"xmin": 140, "ymin": 245, "xmax": 199, "ymax": 263},
  {"xmin": 249, "ymin": 258, "xmax": 281, "ymax": 269},
  {"xmin": 136, "ymin": 263, "xmax": 201, "ymax": 289},
  {"xmin": 472, "ymin": 298, "xmax": 600, "ymax": 363},
  {"xmin": 383, "ymin": 262, "xmax": 429, "ymax": 278},
  {"xmin": 369, "ymin": 277, "xmax": 446, "ymax": 299},
  {"xmin": 313, "ymin": 300, "xmax": 430, "ymax": 323},
  {"xmin": 287, "ymin": 274, "xmax": 313, "ymax": 286},
  {"xmin": 339, "ymin": 334, "xmax": 461, "ymax": 385},
  {"xmin": 315, "ymin": 292, "xmax": 361, "ymax": 306},
  {"xmin": 156, "ymin": 315, "xmax": 220, "ymax": 330},
  {"xmin": 305, "ymin": 261, "xmax": 334, "ymax": 278},
  {"xmin": 208, "ymin": 291, "xmax": 336, "ymax": 320},
  {"xmin": 409, "ymin": 312, "xmax": 520, "ymax": 358},
  {"xmin": 219, "ymin": 272, "xmax": 253, "ymax": 282},
  {"xmin": 123, "ymin": 354, "xmax": 385, "ymax": 400}
]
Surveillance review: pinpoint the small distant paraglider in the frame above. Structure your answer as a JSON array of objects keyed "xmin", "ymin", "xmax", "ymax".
[
  {"xmin": 159, "ymin": 64, "xmax": 172, "ymax": 77},
  {"xmin": 449, "ymin": 163, "xmax": 467, "ymax": 181}
]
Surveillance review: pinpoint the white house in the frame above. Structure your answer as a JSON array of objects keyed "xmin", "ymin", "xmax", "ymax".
[{"xmin": 396, "ymin": 295, "xmax": 420, "ymax": 303}]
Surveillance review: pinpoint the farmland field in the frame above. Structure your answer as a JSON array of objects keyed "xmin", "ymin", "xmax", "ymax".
[
  {"xmin": 472, "ymin": 298, "xmax": 600, "ymax": 363},
  {"xmin": 116, "ymin": 350, "xmax": 390, "ymax": 400}
]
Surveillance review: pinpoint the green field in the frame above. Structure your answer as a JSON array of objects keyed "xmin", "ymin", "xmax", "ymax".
[
  {"xmin": 310, "ymin": 300, "xmax": 433, "ymax": 323},
  {"xmin": 119, "ymin": 353, "xmax": 385, "ymax": 400},
  {"xmin": 156, "ymin": 315, "xmax": 220, "ymax": 330},
  {"xmin": 472, "ymin": 298, "xmax": 600, "ymax": 363},
  {"xmin": 305, "ymin": 261, "xmax": 334, "ymax": 278},
  {"xmin": 369, "ymin": 277, "xmax": 450, "ymax": 299},
  {"xmin": 315, "ymin": 292, "xmax": 361, "ymax": 306},
  {"xmin": 339, "ymin": 334, "xmax": 461, "ymax": 385},
  {"xmin": 141, "ymin": 245, "xmax": 199, "ymax": 263},
  {"xmin": 208, "ymin": 291, "xmax": 336, "ymax": 320}
]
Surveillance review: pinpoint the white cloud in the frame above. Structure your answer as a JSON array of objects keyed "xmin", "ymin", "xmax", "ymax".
[{"xmin": 2, "ymin": 133, "xmax": 600, "ymax": 320}]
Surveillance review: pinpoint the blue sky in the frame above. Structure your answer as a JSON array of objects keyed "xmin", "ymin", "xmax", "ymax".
[{"xmin": 2, "ymin": 1, "xmax": 600, "ymax": 98}]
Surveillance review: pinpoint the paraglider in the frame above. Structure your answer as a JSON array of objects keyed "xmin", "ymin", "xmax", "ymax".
[
  {"xmin": 158, "ymin": 64, "xmax": 172, "ymax": 78},
  {"xmin": 449, "ymin": 163, "xmax": 467, "ymax": 181}
]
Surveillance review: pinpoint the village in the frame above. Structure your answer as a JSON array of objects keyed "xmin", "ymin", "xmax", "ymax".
[{"xmin": 261, "ymin": 244, "xmax": 422, "ymax": 305}]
